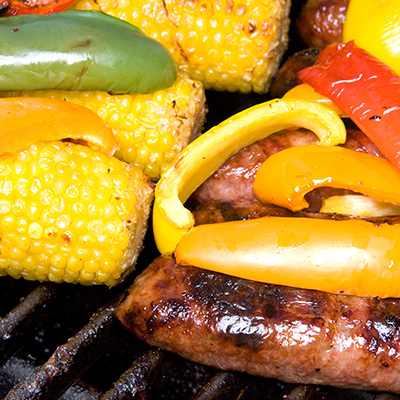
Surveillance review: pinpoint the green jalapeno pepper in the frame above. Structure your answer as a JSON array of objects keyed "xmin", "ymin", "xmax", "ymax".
[{"xmin": 0, "ymin": 10, "xmax": 177, "ymax": 94}]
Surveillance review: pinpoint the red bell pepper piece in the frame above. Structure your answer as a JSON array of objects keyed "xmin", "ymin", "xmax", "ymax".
[
  {"xmin": 2, "ymin": 0, "xmax": 75, "ymax": 16},
  {"xmin": 298, "ymin": 40, "xmax": 400, "ymax": 169}
]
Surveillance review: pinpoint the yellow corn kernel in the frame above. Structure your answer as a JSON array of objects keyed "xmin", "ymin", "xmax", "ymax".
[
  {"xmin": 72, "ymin": 0, "xmax": 290, "ymax": 94},
  {"xmin": 0, "ymin": 141, "xmax": 154, "ymax": 286},
  {"xmin": 0, "ymin": 72, "xmax": 206, "ymax": 180}
]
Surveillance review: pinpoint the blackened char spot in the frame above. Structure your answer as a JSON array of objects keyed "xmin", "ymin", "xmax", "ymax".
[
  {"xmin": 213, "ymin": 311, "xmax": 266, "ymax": 353},
  {"xmin": 219, "ymin": 201, "xmax": 240, "ymax": 222},
  {"xmin": 146, "ymin": 298, "xmax": 189, "ymax": 334},
  {"xmin": 270, "ymin": 286, "xmax": 285, "ymax": 300},
  {"xmin": 70, "ymin": 38, "xmax": 94, "ymax": 49},
  {"xmin": 339, "ymin": 302, "xmax": 354, "ymax": 319},
  {"xmin": 385, "ymin": 315, "xmax": 400, "ymax": 330},
  {"xmin": 186, "ymin": 269, "xmax": 242, "ymax": 303},
  {"xmin": 77, "ymin": 65, "xmax": 89, "ymax": 78},
  {"xmin": 120, "ymin": 309, "xmax": 137, "ymax": 330},
  {"xmin": 185, "ymin": 267, "xmax": 284, "ymax": 353},
  {"xmin": 264, "ymin": 302, "xmax": 277, "ymax": 319}
]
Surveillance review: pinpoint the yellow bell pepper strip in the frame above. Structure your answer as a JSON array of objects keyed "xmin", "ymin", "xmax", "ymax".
[
  {"xmin": 174, "ymin": 216, "xmax": 400, "ymax": 299},
  {"xmin": 253, "ymin": 144, "xmax": 400, "ymax": 212},
  {"xmin": 320, "ymin": 195, "xmax": 400, "ymax": 217},
  {"xmin": 283, "ymin": 83, "xmax": 345, "ymax": 116},
  {"xmin": 0, "ymin": 97, "xmax": 117, "ymax": 157},
  {"xmin": 153, "ymin": 98, "xmax": 346, "ymax": 254},
  {"xmin": 298, "ymin": 41, "xmax": 400, "ymax": 170},
  {"xmin": 343, "ymin": 0, "xmax": 400, "ymax": 77}
]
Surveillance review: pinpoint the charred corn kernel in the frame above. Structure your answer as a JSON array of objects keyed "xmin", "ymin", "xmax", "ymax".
[
  {"xmin": 1, "ymin": 72, "xmax": 206, "ymax": 180},
  {"xmin": 0, "ymin": 141, "xmax": 154, "ymax": 285},
  {"xmin": 73, "ymin": 0, "xmax": 290, "ymax": 94}
]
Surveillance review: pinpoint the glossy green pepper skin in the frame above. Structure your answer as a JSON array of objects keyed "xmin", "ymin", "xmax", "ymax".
[{"xmin": 0, "ymin": 10, "xmax": 177, "ymax": 94}]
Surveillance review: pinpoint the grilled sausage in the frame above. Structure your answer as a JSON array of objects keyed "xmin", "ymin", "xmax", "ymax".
[
  {"xmin": 192, "ymin": 199, "xmax": 400, "ymax": 226},
  {"xmin": 116, "ymin": 254, "xmax": 400, "ymax": 394},
  {"xmin": 190, "ymin": 127, "xmax": 383, "ymax": 207},
  {"xmin": 295, "ymin": 0, "xmax": 350, "ymax": 48},
  {"xmin": 269, "ymin": 48, "xmax": 320, "ymax": 99}
]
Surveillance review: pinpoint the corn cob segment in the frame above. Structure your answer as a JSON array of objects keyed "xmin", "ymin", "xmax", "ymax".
[
  {"xmin": 72, "ymin": 0, "xmax": 291, "ymax": 94},
  {"xmin": 0, "ymin": 72, "xmax": 207, "ymax": 180},
  {"xmin": 0, "ymin": 141, "xmax": 154, "ymax": 286}
]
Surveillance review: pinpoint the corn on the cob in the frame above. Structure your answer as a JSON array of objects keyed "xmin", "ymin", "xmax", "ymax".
[
  {"xmin": 72, "ymin": 0, "xmax": 291, "ymax": 94},
  {"xmin": 0, "ymin": 72, "xmax": 207, "ymax": 180},
  {"xmin": 0, "ymin": 141, "xmax": 154, "ymax": 286}
]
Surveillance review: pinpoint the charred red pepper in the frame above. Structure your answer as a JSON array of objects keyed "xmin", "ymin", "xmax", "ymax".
[
  {"xmin": 298, "ymin": 41, "xmax": 400, "ymax": 169},
  {"xmin": 1, "ymin": 0, "xmax": 75, "ymax": 16}
]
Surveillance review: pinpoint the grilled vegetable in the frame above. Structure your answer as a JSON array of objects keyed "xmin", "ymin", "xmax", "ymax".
[
  {"xmin": 153, "ymin": 98, "xmax": 346, "ymax": 254},
  {"xmin": 72, "ymin": 0, "xmax": 291, "ymax": 94},
  {"xmin": 0, "ymin": 98, "xmax": 154, "ymax": 286},
  {"xmin": 298, "ymin": 41, "xmax": 400, "ymax": 170},
  {"xmin": 0, "ymin": 10, "xmax": 176, "ymax": 94},
  {"xmin": 253, "ymin": 144, "xmax": 400, "ymax": 211},
  {"xmin": 320, "ymin": 195, "xmax": 400, "ymax": 217},
  {"xmin": 2, "ymin": 72, "xmax": 207, "ymax": 180},
  {"xmin": 0, "ymin": 97, "xmax": 116, "ymax": 157},
  {"xmin": 2, "ymin": 0, "xmax": 75, "ymax": 15},
  {"xmin": 343, "ymin": 0, "xmax": 400, "ymax": 76},
  {"xmin": 174, "ymin": 216, "xmax": 400, "ymax": 299}
]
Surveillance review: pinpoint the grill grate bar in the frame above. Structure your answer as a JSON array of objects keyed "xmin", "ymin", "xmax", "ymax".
[
  {"xmin": 192, "ymin": 371, "xmax": 249, "ymax": 400},
  {"xmin": 0, "ymin": 354, "xmax": 102, "ymax": 400},
  {"xmin": 0, "ymin": 282, "xmax": 71, "ymax": 369},
  {"xmin": 284, "ymin": 384, "xmax": 400, "ymax": 400},
  {"xmin": 101, "ymin": 348, "xmax": 176, "ymax": 400},
  {"xmin": 4, "ymin": 300, "xmax": 121, "ymax": 400}
]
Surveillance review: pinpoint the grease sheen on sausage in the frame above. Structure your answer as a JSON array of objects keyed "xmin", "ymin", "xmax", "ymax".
[{"xmin": 116, "ymin": 254, "xmax": 400, "ymax": 394}]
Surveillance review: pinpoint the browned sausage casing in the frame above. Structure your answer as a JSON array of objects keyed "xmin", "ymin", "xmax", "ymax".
[
  {"xmin": 190, "ymin": 127, "xmax": 383, "ymax": 208},
  {"xmin": 295, "ymin": 0, "xmax": 350, "ymax": 48},
  {"xmin": 116, "ymin": 254, "xmax": 400, "ymax": 394}
]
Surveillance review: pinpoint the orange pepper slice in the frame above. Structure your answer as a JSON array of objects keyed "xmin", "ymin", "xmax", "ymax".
[
  {"xmin": 0, "ymin": 97, "xmax": 117, "ymax": 157},
  {"xmin": 174, "ymin": 216, "xmax": 400, "ymax": 298},
  {"xmin": 253, "ymin": 144, "xmax": 400, "ymax": 211}
]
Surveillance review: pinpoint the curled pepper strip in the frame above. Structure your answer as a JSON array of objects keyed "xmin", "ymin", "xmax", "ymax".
[
  {"xmin": 253, "ymin": 145, "xmax": 400, "ymax": 211},
  {"xmin": 0, "ymin": 97, "xmax": 117, "ymax": 156},
  {"xmin": 153, "ymin": 98, "xmax": 346, "ymax": 254},
  {"xmin": 174, "ymin": 216, "xmax": 400, "ymax": 299}
]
